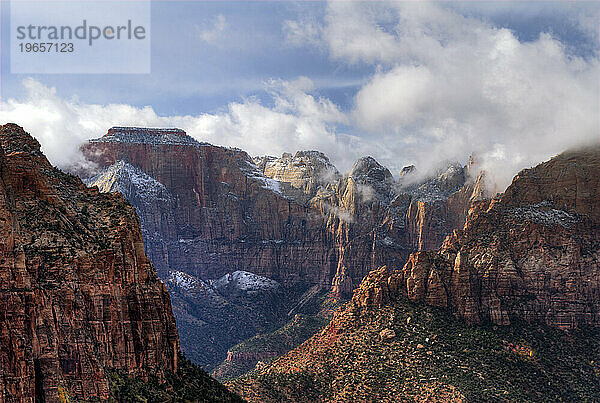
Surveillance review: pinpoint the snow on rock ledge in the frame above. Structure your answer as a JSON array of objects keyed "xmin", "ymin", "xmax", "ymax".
[
  {"xmin": 89, "ymin": 126, "xmax": 208, "ymax": 147},
  {"xmin": 168, "ymin": 270, "xmax": 204, "ymax": 290},
  {"xmin": 212, "ymin": 271, "xmax": 280, "ymax": 295},
  {"xmin": 85, "ymin": 160, "xmax": 173, "ymax": 205}
]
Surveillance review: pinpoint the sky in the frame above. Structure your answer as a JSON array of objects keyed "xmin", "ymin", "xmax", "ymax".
[{"xmin": 1, "ymin": 0, "xmax": 599, "ymax": 191}]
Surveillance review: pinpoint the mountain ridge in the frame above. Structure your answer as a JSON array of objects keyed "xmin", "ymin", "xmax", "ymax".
[
  {"xmin": 80, "ymin": 126, "xmax": 489, "ymax": 371},
  {"xmin": 229, "ymin": 145, "xmax": 600, "ymax": 401}
]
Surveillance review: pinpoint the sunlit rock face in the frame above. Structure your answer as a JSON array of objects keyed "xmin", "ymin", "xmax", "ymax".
[
  {"xmin": 402, "ymin": 147, "xmax": 600, "ymax": 330},
  {"xmin": 255, "ymin": 150, "xmax": 340, "ymax": 197},
  {"xmin": 0, "ymin": 124, "xmax": 179, "ymax": 401}
]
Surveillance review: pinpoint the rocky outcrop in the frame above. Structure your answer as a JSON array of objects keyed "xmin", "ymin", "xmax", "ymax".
[
  {"xmin": 403, "ymin": 164, "xmax": 485, "ymax": 251},
  {"xmin": 401, "ymin": 147, "xmax": 600, "ymax": 330},
  {"xmin": 500, "ymin": 147, "xmax": 600, "ymax": 222},
  {"xmin": 231, "ymin": 262, "xmax": 600, "ymax": 402},
  {"xmin": 85, "ymin": 160, "xmax": 178, "ymax": 278},
  {"xmin": 315, "ymin": 158, "xmax": 481, "ymax": 296},
  {"xmin": 230, "ymin": 146, "xmax": 600, "ymax": 402},
  {"xmin": 223, "ymin": 351, "xmax": 278, "ymax": 367},
  {"xmin": 312, "ymin": 157, "xmax": 402, "ymax": 297},
  {"xmin": 0, "ymin": 124, "xmax": 179, "ymax": 401},
  {"xmin": 350, "ymin": 266, "xmax": 405, "ymax": 309},
  {"xmin": 255, "ymin": 151, "xmax": 340, "ymax": 197}
]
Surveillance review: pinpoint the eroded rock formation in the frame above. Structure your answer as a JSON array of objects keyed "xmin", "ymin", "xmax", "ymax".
[
  {"xmin": 400, "ymin": 147, "xmax": 600, "ymax": 329},
  {"xmin": 84, "ymin": 127, "xmax": 483, "ymax": 297},
  {"xmin": 81, "ymin": 127, "xmax": 484, "ymax": 367},
  {"xmin": 83, "ymin": 132, "xmax": 335, "ymax": 285},
  {"xmin": 254, "ymin": 151, "xmax": 340, "ymax": 197},
  {"xmin": 0, "ymin": 124, "xmax": 179, "ymax": 401}
]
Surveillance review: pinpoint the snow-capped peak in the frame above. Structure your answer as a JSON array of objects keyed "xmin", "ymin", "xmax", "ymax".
[{"xmin": 85, "ymin": 160, "xmax": 173, "ymax": 204}]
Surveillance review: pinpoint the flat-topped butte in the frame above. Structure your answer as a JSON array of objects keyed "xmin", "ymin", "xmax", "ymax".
[{"xmin": 89, "ymin": 126, "xmax": 208, "ymax": 147}]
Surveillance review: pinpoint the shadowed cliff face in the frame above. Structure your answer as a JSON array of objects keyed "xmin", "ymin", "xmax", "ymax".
[
  {"xmin": 83, "ymin": 137, "xmax": 337, "ymax": 286},
  {"xmin": 0, "ymin": 124, "xmax": 179, "ymax": 401}
]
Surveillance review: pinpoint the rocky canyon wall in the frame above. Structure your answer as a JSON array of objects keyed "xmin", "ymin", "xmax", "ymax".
[{"xmin": 0, "ymin": 124, "xmax": 179, "ymax": 402}]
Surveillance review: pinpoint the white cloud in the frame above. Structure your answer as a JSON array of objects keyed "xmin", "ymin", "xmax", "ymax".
[
  {"xmin": 323, "ymin": 2, "xmax": 404, "ymax": 65},
  {"xmin": 0, "ymin": 77, "xmax": 367, "ymax": 173},
  {"xmin": 1, "ymin": 2, "xmax": 598, "ymax": 196},
  {"xmin": 283, "ymin": 18, "xmax": 323, "ymax": 48},
  {"xmin": 287, "ymin": 1, "xmax": 600, "ymax": 191},
  {"xmin": 197, "ymin": 14, "xmax": 227, "ymax": 44}
]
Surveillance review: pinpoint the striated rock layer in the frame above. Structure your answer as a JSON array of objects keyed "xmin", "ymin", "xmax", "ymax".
[
  {"xmin": 402, "ymin": 147, "xmax": 600, "ymax": 329},
  {"xmin": 83, "ymin": 132, "xmax": 336, "ymax": 286},
  {"xmin": 83, "ymin": 127, "xmax": 482, "ymax": 297},
  {"xmin": 82, "ymin": 127, "xmax": 484, "ymax": 368},
  {"xmin": 0, "ymin": 124, "xmax": 179, "ymax": 402}
]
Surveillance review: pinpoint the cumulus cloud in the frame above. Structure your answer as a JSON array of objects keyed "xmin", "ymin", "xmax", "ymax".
[
  {"xmin": 0, "ymin": 78, "xmax": 99, "ymax": 170},
  {"xmin": 197, "ymin": 14, "xmax": 227, "ymax": 44},
  {"xmin": 2, "ymin": 2, "xmax": 598, "ymax": 195},
  {"xmin": 0, "ymin": 77, "xmax": 367, "ymax": 172},
  {"xmin": 288, "ymin": 1, "xmax": 600, "ymax": 191}
]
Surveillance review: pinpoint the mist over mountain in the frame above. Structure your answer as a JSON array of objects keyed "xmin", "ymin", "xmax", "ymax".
[
  {"xmin": 1, "ymin": 2, "xmax": 598, "ymax": 194},
  {"xmin": 1, "ymin": 1, "xmax": 599, "ymax": 401}
]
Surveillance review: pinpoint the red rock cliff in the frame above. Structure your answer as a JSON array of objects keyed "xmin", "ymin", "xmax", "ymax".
[
  {"xmin": 82, "ymin": 131, "xmax": 477, "ymax": 298},
  {"xmin": 0, "ymin": 124, "xmax": 179, "ymax": 402},
  {"xmin": 83, "ymin": 134, "xmax": 337, "ymax": 287},
  {"xmin": 401, "ymin": 146, "xmax": 600, "ymax": 329}
]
